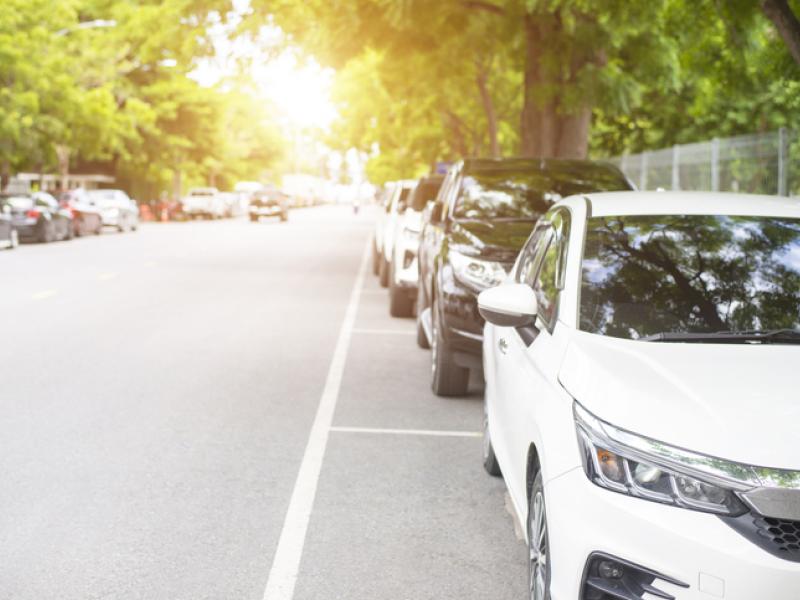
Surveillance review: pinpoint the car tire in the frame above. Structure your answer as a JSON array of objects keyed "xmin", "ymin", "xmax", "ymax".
[
  {"xmin": 39, "ymin": 221, "xmax": 54, "ymax": 243},
  {"xmin": 430, "ymin": 296, "xmax": 469, "ymax": 396},
  {"xmin": 482, "ymin": 412, "xmax": 502, "ymax": 477},
  {"xmin": 415, "ymin": 286, "xmax": 430, "ymax": 349},
  {"xmin": 528, "ymin": 472, "xmax": 551, "ymax": 600},
  {"xmin": 371, "ymin": 238, "xmax": 380, "ymax": 276},
  {"xmin": 378, "ymin": 256, "xmax": 390, "ymax": 288},
  {"xmin": 250, "ymin": 215, "xmax": 259, "ymax": 223},
  {"xmin": 280, "ymin": 211, "xmax": 288, "ymax": 222},
  {"xmin": 389, "ymin": 264, "xmax": 413, "ymax": 318},
  {"xmin": 64, "ymin": 222, "xmax": 73, "ymax": 240}
]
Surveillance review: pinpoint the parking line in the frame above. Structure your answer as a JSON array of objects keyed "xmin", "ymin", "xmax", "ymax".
[
  {"xmin": 262, "ymin": 239, "xmax": 370, "ymax": 600},
  {"xmin": 352, "ymin": 328, "xmax": 415, "ymax": 335},
  {"xmin": 330, "ymin": 426, "xmax": 481, "ymax": 438},
  {"xmin": 31, "ymin": 289, "xmax": 57, "ymax": 300}
]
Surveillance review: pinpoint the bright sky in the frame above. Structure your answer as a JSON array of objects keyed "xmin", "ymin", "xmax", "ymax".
[{"xmin": 191, "ymin": 3, "xmax": 338, "ymax": 132}]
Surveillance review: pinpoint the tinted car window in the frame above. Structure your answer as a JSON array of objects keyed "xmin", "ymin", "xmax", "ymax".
[
  {"xmin": 452, "ymin": 165, "xmax": 629, "ymax": 221},
  {"xmin": 535, "ymin": 235, "xmax": 560, "ymax": 326},
  {"xmin": 409, "ymin": 178, "xmax": 443, "ymax": 211},
  {"xmin": 580, "ymin": 215, "xmax": 800, "ymax": 339}
]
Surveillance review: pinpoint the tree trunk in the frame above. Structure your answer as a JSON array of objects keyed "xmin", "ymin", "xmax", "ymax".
[
  {"xmin": 520, "ymin": 14, "xmax": 559, "ymax": 158},
  {"xmin": 0, "ymin": 158, "xmax": 10, "ymax": 191},
  {"xmin": 761, "ymin": 0, "xmax": 800, "ymax": 66},
  {"xmin": 556, "ymin": 107, "xmax": 591, "ymax": 159},
  {"xmin": 476, "ymin": 65, "xmax": 500, "ymax": 158}
]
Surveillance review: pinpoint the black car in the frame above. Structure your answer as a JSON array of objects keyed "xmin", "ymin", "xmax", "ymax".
[
  {"xmin": 249, "ymin": 189, "xmax": 289, "ymax": 222},
  {"xmin": 1, "ymin": 192, "xmax": 73, "ymax": 243},
  {"xmin": 0, "ymin": 203, "xmax": 18, "ymax": 249},
  {"xmin": 416, "ymin": 158, "xmax": 633, "ymax": 396}
]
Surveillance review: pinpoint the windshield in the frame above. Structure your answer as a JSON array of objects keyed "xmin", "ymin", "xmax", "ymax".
[
  {"xmin": 409, "ymin": 179, "xmax": 443, "ymax": 211},
  {"xmin": 580, "ymin": 215, "xmax": 800, "ymax": 339},
  {"xmin": 453, "ymin": 164, "xmax": 630, "ymax": 221}
]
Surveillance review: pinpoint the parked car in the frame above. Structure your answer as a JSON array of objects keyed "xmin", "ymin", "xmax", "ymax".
[
  {"xmin": 181, "ymin": 187, "xmax": 225, "ymax": 220},
  {"xmin": 249, "ymin": 189, "xmax": 289, "ymax": 222},
  {"xmin": 387, "ymin": 174, "xmax": 444, "ymax": 317},
  {"xmin": 0, "ymin": 202, "xmax": 18, "ymax": 249},
  {"xmin": 378, "ymin": 180, "xmax": 415, "ymax": 288},
  {"xmin": 478, "ymin": 191, "xmax": 800, "ymax": 600},
  {"xmin": 87, "ymin": 189, "xmax": 139, "ymax": 232},
  {"xmin": 417, "ymin": 158, "xmax": 632, "ymax": 396},
  {"xmin": 0, "ymin": 192, "xmax": 73, "ymax": 243},
  {"xmin": 372, "ymin": 183, "xmax": 396, "ymax": 275},
  {"xmin": 59, "ymin": 188, "xmax": 103, "ymax": 236}
]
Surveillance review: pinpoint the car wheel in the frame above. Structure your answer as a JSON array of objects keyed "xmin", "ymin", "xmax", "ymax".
[
  {"xmin": 64, "ymin": 222, "xmax": 73, "ymax": 240},
  {"xmin": 39, "ymin": 221, "xmax": 54, "ymax": 243},
  {"xmin": 389, "ymin": 264, "xmax": 413, "ymax": 318},
  {"xmin": 371, "ymin": 238, "xmax": 380, "ymax": 276},
  {"xmin": 482, "ymin": 411, "xmax": 502, "ymax": 477},
  {"xmin": 280, "ymin": 211, "xmax": 288, "ymax": 222},
  {"xmin": 430, "ymin": 296, "xmax": 469, "ymax": 396},
  {"xmin": 528, "ymin": 472, "xmax": 551, "ymax": 600},
  {"xmin": 378, "ymin": 256, "xmax": 390, "ymax": 288},
  {"xmin": 415, "ymin": 286, "xmax": 430, "ymax": 349}
]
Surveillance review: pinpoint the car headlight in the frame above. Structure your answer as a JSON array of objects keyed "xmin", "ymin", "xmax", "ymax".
[
  {"xmin": 574, "ymin": 402, "xmax": 750, "ymax": 516},
  {"xmin": 450, "ymin": 250, "xmax": 507, "ymax": 292}
]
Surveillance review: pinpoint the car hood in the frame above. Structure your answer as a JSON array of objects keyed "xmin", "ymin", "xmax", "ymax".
[
  {"xmin": 559, "ymin": 330, "xmax": 800, "ymax": 470},
  {"xmin": 449, "ymin": 220, "xmax": 534, "ymax": 262}
]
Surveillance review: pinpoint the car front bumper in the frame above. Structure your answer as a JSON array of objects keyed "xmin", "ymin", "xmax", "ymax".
[{"xmin": 544, "ymin": 467, "xmax": 800, "ymax": 600}]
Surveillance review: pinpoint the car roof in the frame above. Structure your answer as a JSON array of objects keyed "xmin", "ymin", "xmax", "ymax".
[
  {"xmin": 558, "ymin": 191, "xmax": 800, "ymax": 218},
  {"xmin": 461, "ymin": 157, "xmax": 622, "ymax": 173}
]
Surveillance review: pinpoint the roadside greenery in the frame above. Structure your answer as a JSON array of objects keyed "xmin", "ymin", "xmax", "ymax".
[{"xmin": 254, "ymin": 0, "xmax": 800, "ymax": 182}]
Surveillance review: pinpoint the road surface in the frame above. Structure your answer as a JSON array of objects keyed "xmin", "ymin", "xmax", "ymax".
[{"xmin": 0, "ymin": 206, "xmax": 526, "ymax": 599}]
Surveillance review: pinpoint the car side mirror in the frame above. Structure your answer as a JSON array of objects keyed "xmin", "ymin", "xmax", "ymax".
[
  {"xmin": 429, "ymin": 203, "xmax": 444, "ymax": 225},
  {"xmin": 478, "ymin": 283, "xmax": 538, "ymax": 328}
]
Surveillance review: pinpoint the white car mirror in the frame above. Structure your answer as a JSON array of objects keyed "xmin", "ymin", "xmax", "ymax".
[{"xmin": 478, "ymin": 283, "xmax": 538, "ymax": 327}]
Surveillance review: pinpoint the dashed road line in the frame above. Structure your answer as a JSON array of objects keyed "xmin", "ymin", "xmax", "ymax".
[
  {"xmin": 31, "ymin": 289, "xmax": 57, "ymax": 300},
  {"xmin": 262, "ymin": 239, "xmax": 370, "ymax": 600},
  {"xmin": 330, "ymin": 426, "xmax": 482, "ymax": 438}
]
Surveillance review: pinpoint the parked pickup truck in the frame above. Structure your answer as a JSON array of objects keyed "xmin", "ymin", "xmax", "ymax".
[{"xmin": 182, "ymin": 188, "xmax": 226, "ymax": 219}]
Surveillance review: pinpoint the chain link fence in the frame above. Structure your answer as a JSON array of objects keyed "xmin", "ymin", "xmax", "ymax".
[{"xmin": 609, "ymin": 129, "xmax": 798, "ymax": 196}]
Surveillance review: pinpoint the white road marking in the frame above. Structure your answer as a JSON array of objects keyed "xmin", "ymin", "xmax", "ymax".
[
  {"xmin": 351, "ymin": 328, "xmax": 415, "ymax": 336},
  {"xmin": 31, "ymin": 289, "xmax": 57, "ymax": 300},
  {"xmin": 330, "ymin": 426, "xmax": 482, "ymax": 438},
  {"xmin": 97, "ymin": 272, "xmax": 118, "ymax": 281},
  {"xmin": 262, "ymin": 239, "xmax": 370, "ymax": 600}
]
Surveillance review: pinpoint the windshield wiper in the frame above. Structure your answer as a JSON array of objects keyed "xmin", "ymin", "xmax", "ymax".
[{"xmin": 642, "ymin": 329, "xmax": 800, "ymax": 344}]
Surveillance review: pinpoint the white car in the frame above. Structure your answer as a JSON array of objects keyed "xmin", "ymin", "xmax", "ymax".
[
  {"xmin": 378, "ymin": 180, "xmax": 415, "ymax": 288},
  {"xmin": 388, "ymin": 175, "xmax": 444, "ymax": 317},
  {"xmin": 478, "ymin": 191, "xmax": 800, "ymax": 600},
  {"xmin": 181, "ymin": 187, "xmax": 226, "ymax": 219},
  {"xmin": 86, "ymin": 189, "xmax": 139, "ymax": 232},
  {"xmin": 372, "ymin": 182, "xmax": 395, "ymax": 276}
]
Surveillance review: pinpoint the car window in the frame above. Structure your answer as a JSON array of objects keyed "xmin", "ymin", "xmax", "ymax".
[
  {"xmin": 580, "ymin": 214, "xmax": 800, "ymax": 339},
  {"xmin": 534, "ymin": 233, "xmax": 560, "ymax": 327},
  {"xmin": 409, "ymin": 178, "xmax": 443, "ymax": 212}
]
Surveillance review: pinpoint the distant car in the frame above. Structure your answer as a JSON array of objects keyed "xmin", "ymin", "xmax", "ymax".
[
  {"xmin": 249, "ymin": 189, "xmax": 289, "ymax": 222},
  {"xmin": 87, "ymin": 189, "xmax": 139, "ymax": 232},
  {"xmin": 1, "ymin": 192, "xmax": 73, "ymax": 243},
  {"xmin": 182, "ymin": 187, "xmax": 226, "ymax": 219},
  {"xmin": 372, "ymin": 183, "xmax": 395, "ymax": 275},
  {"xmin": 0, "ymin": 202, "xmax": 18, "ymax": 249},
  {"xmin": 387, "ymin": 175, "xmax": 444, "ymax": 317},
  {"xmin": 219, "ymin": 192, "xmax": 245, "ymax": 218},
  {"xmin": 59, "ymin": 188, "xmax": 103, "ymax": 236},
  {"xmin": 378, "ymin": 180, "xmax": 415, "ymax": 288}
]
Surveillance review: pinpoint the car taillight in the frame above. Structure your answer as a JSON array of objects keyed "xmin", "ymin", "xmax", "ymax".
[{"xmin": 26, "ymin": 209, "xmax": 40, "ymax": 218}]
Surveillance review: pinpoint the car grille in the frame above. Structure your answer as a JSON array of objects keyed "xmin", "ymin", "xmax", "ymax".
[
  {"xmin": 754, "ymin": 515, "xmax": 800, "ymax": 557},
  {"xmin": 723, "ymin": 512, "xmax": 800, "ymax": 563}
]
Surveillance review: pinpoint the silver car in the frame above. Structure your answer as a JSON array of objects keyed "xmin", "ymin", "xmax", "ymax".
[{"xmin": 87, "ymin": 189, "xmax": 139, "ymax": 232}]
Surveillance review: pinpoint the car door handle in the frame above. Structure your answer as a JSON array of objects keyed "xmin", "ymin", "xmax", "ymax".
[{"xmin": 498, "ymin": 338, "xmax": 508, "ymax": 354}]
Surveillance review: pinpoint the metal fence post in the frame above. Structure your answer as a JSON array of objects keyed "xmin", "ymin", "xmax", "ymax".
[
  {"xmin": 671, "ymin": 145, "xmax": 680, "ymax": 190},
  {"xmin": 711, "ymin": 138, "xmax": 720, "ymax": 192},
  {"xmin": 640, "ymin": 152, "xmax": 649, "ymax": 190},
  {"xmin": 778, "ymin": 127, "xmax": 788, "ymax": 196}
]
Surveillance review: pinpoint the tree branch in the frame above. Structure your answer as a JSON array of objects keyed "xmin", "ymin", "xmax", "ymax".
[
  {"xmin": 460, "ymin": 1, "xmax": 505, "ymax": 15},
  {"xmin": 761, "ymin": 0, "xmax": 800, "ymax": 66}
]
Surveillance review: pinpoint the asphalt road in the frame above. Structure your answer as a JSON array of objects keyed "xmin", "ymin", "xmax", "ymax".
[{"xmin": 0, "ymin": 206, "xmax": 526, "ymax": 600}]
